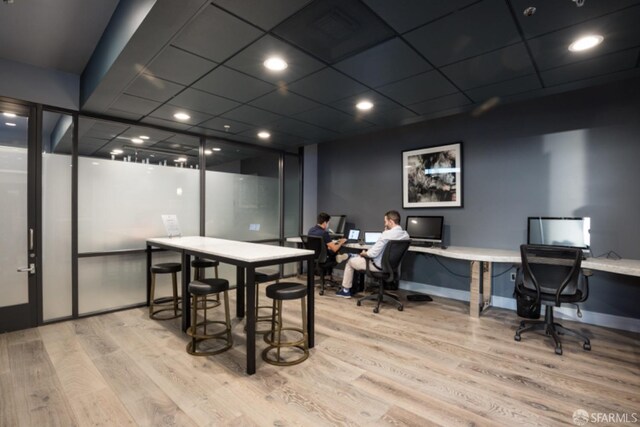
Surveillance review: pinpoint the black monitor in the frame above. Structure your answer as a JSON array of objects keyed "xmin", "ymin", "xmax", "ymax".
[
  {"xmin": 327, "ymin": 214, "xmax": 346, "ymax": 235},
  {"xmin": 527, "ymin": 217, "xmax": 590, "ymax": 249},
  {"xmin": 405, "ymin": 216, "xmax": 444, "ymax": 244}
]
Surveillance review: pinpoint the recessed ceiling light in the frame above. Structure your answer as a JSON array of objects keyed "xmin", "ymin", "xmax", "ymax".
[
  {"xmin": 257, "ymin": 131, "xmax": 271, "ymax": 139},
  {"xmin": 139, "ymin": 135, "xmax": 149, "ymax": 140},
  {"xmin": 5, "ymin": 122, "xmax": 16, "ymax": 127},
  {"xmin": 356, "ymin": 100, "xmax": 374, "ymax": 111},
  {"xmin": 568, "ymin": 35, "xmax": 603, "ymax": 52},
  {"xmin": 213, "ymin": 147, "xmax": 221, "ymax": 152},
  {"xmin": 175, "ymin": 157, "xmax": 187, "ymax": 162},
  {"xmin": 263, "ymin": 57, "xmax": 288, "ymax": 71},
  {"xmin": 111, "ymin": 149, "xmax": 124, "ymax": 154},
  {"xmin": 131, "ymin": 138, "xmax": 144, "ymax": 144},
  {"xmin": 204, "ymin": 149, "xmax": 213, "ymax": 155},
  {"xmin": 3, "ymin": 112, "xmax": 17, "ymax": 118},
  {"xmin": 92, "ymin": 162, "xmax": 100, "ymax": 166},
  {"xmin": 173, "ymin": 112, "xmax": 191, "ymax": 120}
]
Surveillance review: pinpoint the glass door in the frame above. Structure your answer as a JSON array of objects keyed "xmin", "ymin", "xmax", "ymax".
[{"xmin": 0, "ymin": 101, "xmax": 37, "ymax": 332}]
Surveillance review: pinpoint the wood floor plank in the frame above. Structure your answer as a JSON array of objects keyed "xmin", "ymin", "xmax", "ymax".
[
  {"xmin": 0, "ymin": 372, "xmax": 20, "ymax": 427},
  {"xmin": 0, "ymin": 333, "xmax": 9, "ymax": 374}
]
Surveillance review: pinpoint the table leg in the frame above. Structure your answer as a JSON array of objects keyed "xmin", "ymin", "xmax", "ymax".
[
  {"xmin": 146, "ymin": 244, "xmax": 151, "ymax": 306},
  {"xmin": 482, "ymin": 262, "xmax": 493, "ymax": 312},
  {"xmin": 470, "ymin": 260, "xmax": 481, "ymax": 318},
  {"xmin": 246, "ymin": 267, "xmax": 256, "ymax": 375},
  {"xmin": 307, "ymin": 257, "xmax": 314, "ymax": 348},
  {"xmin": 236, "ymin": 267, "xmax": 245, "ymax": 318},
  {"xmin": 181, "ymin": 252, "xmax": 191, "ymax": 332}
]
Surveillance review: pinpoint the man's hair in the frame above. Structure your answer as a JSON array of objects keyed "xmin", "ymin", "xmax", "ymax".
[
  {"xmin": 317, "ymin": 212, "xmax": 331, "ymax": 224},
  {"xmin": 385, "ymin": 210, "xmax": 401, "ymax": 225}
]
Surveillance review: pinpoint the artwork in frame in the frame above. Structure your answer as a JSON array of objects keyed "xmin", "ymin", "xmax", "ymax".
[{"xmin": 402, "ymin": 142, "xmax": 462, "ymax": 208}]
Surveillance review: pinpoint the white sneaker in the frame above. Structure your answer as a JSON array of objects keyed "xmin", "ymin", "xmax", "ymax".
[{"xmin": 336, "ymin": 253, "xmax": 349, "ymax": 264}]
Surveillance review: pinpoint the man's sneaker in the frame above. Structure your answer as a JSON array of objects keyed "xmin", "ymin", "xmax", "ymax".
[
  {"xmin": 335, "ymin": 288, "xmax": 352, "ymax": 298},
  {"xmin": 336, "ymin": 253, "xmax": 349, "ymax": 264}
]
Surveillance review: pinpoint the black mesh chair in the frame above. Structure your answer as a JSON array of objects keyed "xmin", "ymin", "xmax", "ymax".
[
  {"xmin": 514, "ymin": 244, "xmax": 591, "ymax": 355},
  {"xmin": 300, "ymin": 235, "xmax": 339, "ymax": 295},
  {"xmin": 357, "ymin": 240, "xmax": 411, "ymax": 313}
]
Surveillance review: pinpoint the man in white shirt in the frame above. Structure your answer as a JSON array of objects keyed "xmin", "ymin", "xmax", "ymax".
[{"xmin": 336, "ymin": 210, "xmax": 410, "ymax": 298}]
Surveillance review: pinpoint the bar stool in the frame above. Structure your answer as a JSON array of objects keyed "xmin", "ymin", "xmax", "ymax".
[
  {"xmin": 186, "ymin": 278, "xmax": 233, "ymax": 356},
  {"xmin": 262, "ymin": 282, "xmax": 309, "ymax": 366},
  {"xmin": 192, "ymin": 258, "xmax": 221, "ymax": 308},
  {"xmin": 253, "ymin": 270, "xmax": 280, "ymax": 334},
  {"xmin": 149, "ymin": 262, "xmax": 182, "ymax": 320}
]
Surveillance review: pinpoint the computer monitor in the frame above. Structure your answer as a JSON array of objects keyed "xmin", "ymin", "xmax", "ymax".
[
  {"xmin": 364, "ymin": 231, "xmax": 382, "ymax": 244},
  {"xmin": 405, "ymin": 216, "xmax": 444, "ymax": 244},
  {"xmin": 327, "ymin": 214, "xmax": 346, "ymax": 235},
  {"xmin": 527, "ymin": 217, "xmax": 590, "ymax": 249}
]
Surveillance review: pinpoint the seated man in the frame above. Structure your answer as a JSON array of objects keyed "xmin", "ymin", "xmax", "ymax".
[
  {"xmin": 336, "ymin": 210, "xmax": 409, "ymax": 298},
  {"xmin": 308, "ymin": 212, "xmax": 349, "ymax": 264}
]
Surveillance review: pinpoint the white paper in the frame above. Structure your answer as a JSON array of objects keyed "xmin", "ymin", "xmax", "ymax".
[{"xmin": 161, "ymin": 214, "xmax": 181, "ymax": 237}]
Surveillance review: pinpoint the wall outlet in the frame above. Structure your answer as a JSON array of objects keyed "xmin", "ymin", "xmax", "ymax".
[{"xmin": 510, "ymin": 272, "xmax": 516, "ymax": 282}]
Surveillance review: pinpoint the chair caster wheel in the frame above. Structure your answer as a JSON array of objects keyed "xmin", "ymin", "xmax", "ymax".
[
  {"xmin": 356, "ymin": 301, "xmax": 361, "ymax": 306},
  {"xmin": 555, "ymin": 347, "xmax": 563, "ymax": 355},
  {"xmin": 398, "ymin": 306, "xmax": 403, "ymax": 311},
  {"xmin": 583, "ymin": 343, "xmax": 591, "ymax": 351},
  {"xmin": 373, "ymin": 307, "xmax": 379, "ymax": 313},
  {"xmin": 514, "ymin": 335, "xmax": 521, "ymax": 342},
  {"xmin": 319, "ymin": 290, "xmax": 324, "ymax": 296}
]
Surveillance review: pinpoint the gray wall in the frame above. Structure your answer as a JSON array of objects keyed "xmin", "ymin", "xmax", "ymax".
[{"xmin": 316, "ymin": 78, "xmax": 640, "ymax": 318}]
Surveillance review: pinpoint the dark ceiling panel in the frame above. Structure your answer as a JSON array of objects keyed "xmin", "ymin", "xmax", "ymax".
[
  {"xmin": 293, "ymin": 105, "xmax": 374, "ymax": 133},
  {"xmin": 236, "ymin": 128, "xmax": 305, "ymax": 146},
  {"xmin": 330, "ymin": 90, "xmax": 401, "ymax": 115},
  {"xmin": 249, "ymin": 90, "xmax": 321, "ymax": 116},
  {"xmin": 287, "ymin": 67, "xmax": 368, "ymax": 103},
  {"xmin": 173, "ymin": 4, "xmax": 263, "ymax": 62},
  {"xmin": 110, "ymin": 94, "xmax": 162, "ymax": 116},
  {"xmin": 272, "ymin": 0, "xmax": 395, "ymax": 63},
  {"xmin": 334, "ymin": 37, "xmax": 432, "ymax": 87},
  {"xmin": 212, "ymin": 0, "xmax": 312, "ymax": 30},
  {"xmin": 170, "ymin": 88, "xmax": 240, "ymax": 116},
  {"xmin": 225, "ymin": 35, "xmax": 325, "ymax": 84},
  {"xmin": 359, "ymin": 106, "xmax": 419, "ymax": 127},
  {"xmin": 362, "ymin": 0, "xmax": 478, "ymax": 34},
  {"xmin": 198, "ymin": 117, "xmax": 252, "ymax": 135},
  {"xmin": 440, "ymin": 43, "xmax": 535, "ymax": 90},
  {"xmin": 193, "ymin": 66, "xmax": 275, "ymax": 103},
  {"xmin": 269, "ymin": 117, "xmax": 338, "ymax": 140},
  {"xmin": 409, "ymin": 93, "xmax": 471, "ymax": 116},
  {"xmin": 404, "ymin": 0, "xmax": 521, "ymax": 67},
  {"xmin": 104, "ymin": 109, "xmax": 144, "ymax": 122},
  {"xmin": 465, "ymin": 74, "xmax": 541, "ymax": 103},
  {"xmin": 221, "ymin": 105, "xmax": 283, "ymax": 126},
  {"xmin": 124, "ymin": 74, "xmax": 185, "ymax": 103},
  {"xmin": 148, "ymin": 104, "xmax": 213, "ymax": 126},
  {"xmin": 377, "ymin": 70, "xmax": 459, "ymax": 105},
  {"xmin": 145, "ymin": 46, "xmax": 217, "ymax": 85},
  {"xmin": 141, "ymin": 116, "xmax": 196, "ymax": 131}
]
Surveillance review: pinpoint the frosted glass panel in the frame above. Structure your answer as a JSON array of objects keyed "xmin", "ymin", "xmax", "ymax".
[
  {"xmin": 78, "ymin": 158, "xmax": 199, "ymax": 251},
  {"xmin": 284, "ymin": 154, "xmax": 300, "ymax": 237},
  {"xmin": 205, "ymin": 171, "xmax": 279, "ymax": 240},
  {"xmin": 42, "ymin": 152, "xmax": 72, "ymax": 320},
  {"xmin": 0, "ymin": 145, "xmax": 29, "ymax": 307}
]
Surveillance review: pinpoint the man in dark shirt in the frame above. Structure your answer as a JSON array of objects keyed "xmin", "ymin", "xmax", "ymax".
[{"xmin": 308, "ymin": 212, "xmax": 349, "ymax": 264}]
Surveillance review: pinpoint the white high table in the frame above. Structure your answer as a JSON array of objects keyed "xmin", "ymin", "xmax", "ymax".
[{"xmin": 147, "ymin": 236, "xmax": 315, "ymax": 375}]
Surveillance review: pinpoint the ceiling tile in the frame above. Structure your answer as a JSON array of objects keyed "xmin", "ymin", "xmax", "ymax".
[
  {"xmin": 104, "ymin": 108, "xmax": 144, "ymax": 121},
  {"xmin": 465, "ymin": 74, "xmax": 541, "ymax": 103},
  {"xmin": 225, "ymin": 35, "xmax": 325, "ymax": 84},
  {"xmin": 188, "ymin": 126, "xmax": 233, "ymax": 139},
  {"xmin": 293, "ymin": 106, "xmax": 374, "ymax": 133},
  {"xmin": 173, "ymin": 4, "xmax": 263, "ymax": 62},
  {"xmin": 250, "ymin": 89, "xmax": 321, "ymax": 116},
  {"xmin": 404, "ymin": 0, "xmax": 521, "ymax": 66},
  {"xmin": 272, "ymin": 0, "xmax": 395, "ymax": 63},
  {"xmin": 510, "ymin": 0, "xmax": 640, "ymax": 39},
  {"xmin": 527, "ymin": 6, "xmax": 640, "ymax": 71},
  {"xmin": 198, "ymin": 117, "xmax": 252, "ymax": 135},
  {"xmin": 212, "ymin": 0, "xmax": 312, "ymax": 30},
  {"xmin": 193, "ymin": 66, "xmax": 275, "ymax": 103},
  {"xmin": 236, "ymin": 128, "xmax": 305, "ymax": 145},
  {"xmin": 110, "ymin": 94, "xmax": 161, "ymax": 116},
  {"xmin": 363, "ymin": 0, "xmax": 478, "ymax": 33},
  {"xmin": 170, "ymin": 88, "xmax": 240, "ymax": 116},
  {"xmin": 118, "ymin": 127, "xmax": 176, "ymax": 143},
  {"xmin": 541, "ymin": 48, "xmax": 639, "ymax": 87},
  {"xmin": 269, "ymin": 117, "xmax": 339, "ymax": 140},
  {"xmin": 145, "ymin": 46, "xmax": 217, "ymax": 85},
  {"xmin": 221, "ymin": 105, "xmax": 283, "ymax": 126},
  {"xmin": 334, "ymin": 37, "xmax": 432, "ymax": 87},
  {"xmin": 355, "ymin": 106, "xmax": 419, "ymax": 127},
  {"xmin": 141, "ymin": 116, "xmax": 193, "ymax": 131},
  {"xmin": 440, "ymin": 43, "xmax": 535, "ymax": 90},
  {"xmin": 408, "ymin": 93, "xmax": 471, "ymax": 115},
  {"xmin": 147, "ymin": 104, "xmax": 213, "ymax": 127},
  {"xmin": 287, "ymin": 67, "xmax": 368, "ymax": 103},
  {"xmin": 377, "ymin": 70, "xmax": 459, "ymax": 105},
  {"xmin": 125, "ymin": 74, "xmax": 185, "ymax": 103},
  {"xmin": 330, "ymin": 90, "xmax": 401, "ymax": 115}
]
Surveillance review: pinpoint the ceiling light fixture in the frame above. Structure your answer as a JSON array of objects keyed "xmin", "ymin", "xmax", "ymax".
[
  {"xmin": 263, "ymin": 57, "xmax": 288, "ymax": 71},
  {"xmin": 3, "ymin": 112, "xmax": 17, "ymax": 118},
  {"xmin": 173, "ymin": 112, "xmax": 191, "ymax": 120},
  {"xmin": 213, "ymin": 147, "xmax": 221, "ymax": 151},
  {"xmin": 568, "ymin": 35, "xmax": 603, "ymax": 52},
  {"xmin": 204, "ymin": 149, "xmax": 213, "ymax": 155},
  {"xmin": 111, "ymin": 149, "xmax": 124, "ymax": 155},
  {"xmin": 139, "ymin": 135, "xmax": 149, "ymax": 140},
  {"xmin": 131, "ymin": 138, "xmax": 144, "ymax": 144},
  {"xmin": 175, "ymin": 157, "xmax": 187, "ymax": 162},
  {"xmin": 5, "ymin": 122, "xmax": 16, "ymax": 127},
  {"xmin": 356, "ymin": 100, "xmax": 374, "ymax": 111},
  {"xmin": 257, "ymin": 131, "xmax": 271, "ymax": 139}
]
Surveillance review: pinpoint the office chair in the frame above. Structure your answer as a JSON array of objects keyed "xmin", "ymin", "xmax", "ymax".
[
  {"xmin": 514, "ymin": 244, "xmax": 591, "ymax": 355},
  {"xmin": 300, "ymin": 235, "xmax": 339, "ymax": 295},
  {"xmin": 357, "ymin": 240, "xmax": 411, "ymax": 313}
]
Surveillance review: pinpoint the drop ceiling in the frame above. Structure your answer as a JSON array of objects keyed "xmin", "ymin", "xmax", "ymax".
[{"xmin": 3, "ymin": 0, "xmax": 640, "ymax": 153}]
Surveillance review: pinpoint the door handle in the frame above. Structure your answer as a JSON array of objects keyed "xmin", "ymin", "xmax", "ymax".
[{"xmin": 17, "ymin": 263, "xmax": 35, "ymax": 274}]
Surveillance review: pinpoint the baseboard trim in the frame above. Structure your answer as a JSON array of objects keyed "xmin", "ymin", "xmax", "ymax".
[{"xmin": 400, "ymin": 280, "xmax": 640, "ymax": 333}]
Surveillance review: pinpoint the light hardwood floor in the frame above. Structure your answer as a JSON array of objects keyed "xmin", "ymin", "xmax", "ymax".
[{"xmin": 2, "ymin": 286, "xmax": 639, "ymax": 426}]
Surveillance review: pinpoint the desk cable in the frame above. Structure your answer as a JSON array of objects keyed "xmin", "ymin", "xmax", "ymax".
[{"xmin": 423, "ymin": 254, "xmax": 515, "ymax": 279}]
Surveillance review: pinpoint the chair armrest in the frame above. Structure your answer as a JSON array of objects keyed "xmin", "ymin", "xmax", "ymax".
[{"xmin": 362, "ymin": 255, "xmax": 373, "ymax": 276}]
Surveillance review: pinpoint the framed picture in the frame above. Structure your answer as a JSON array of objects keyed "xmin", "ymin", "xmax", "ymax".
[{"xmin": 402, "ymin": 142, "xmax": 462, "ymax": 208}]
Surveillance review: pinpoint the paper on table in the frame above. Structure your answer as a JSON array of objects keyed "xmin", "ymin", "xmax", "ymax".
[{"xmin": 161, "ymin": 214, "xmax": 181, "ymax": 237}]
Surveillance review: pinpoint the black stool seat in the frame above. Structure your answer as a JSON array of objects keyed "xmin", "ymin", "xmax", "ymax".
[
  {"xmin": 189, "ymin": 279, "xmax": 229, "ymax": 296},
  {"xmin": 150, "ymin": 262, "xmax": 182, "ymax": 274},
  {"xmin": 191, "ymin": 259, "xmax": 219, "ymax": 269},
  {"xmin": 266, "ymin": 282, "xmax": 307, "ymax": 301},
  {"xmin": 256, "ymin": 271, "xmax": 280, "ymax": 283}
]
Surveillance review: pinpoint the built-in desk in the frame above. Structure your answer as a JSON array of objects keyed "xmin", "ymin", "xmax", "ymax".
[{"xmin": 147, "ymin": 236, "xmax": 315, "ymax": 375}]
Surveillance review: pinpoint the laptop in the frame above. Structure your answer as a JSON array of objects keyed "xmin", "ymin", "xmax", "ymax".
[
  {"xmin": 364, "ymin": 231, "xmax": 382, "ymax": 245},
  {"xmin": 345, "ymin": 228, "xmax": 361, "ymax": 243}
]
